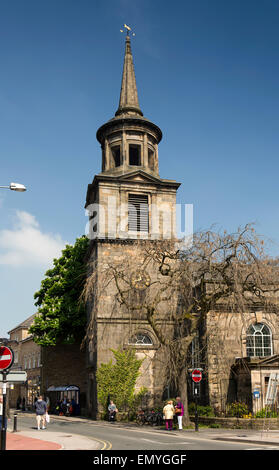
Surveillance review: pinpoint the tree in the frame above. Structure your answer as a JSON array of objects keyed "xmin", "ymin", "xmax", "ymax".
[
  {"xmin": 83, "ymin": 225, "xmax": 279, "ymax": 425},
  {"xmin": 96, "ymin": 348, "xmax": 147, "ymax": 414},
  {"xmin": 29, "ymin": 235, "xmax": 89, "ymax": 346}
]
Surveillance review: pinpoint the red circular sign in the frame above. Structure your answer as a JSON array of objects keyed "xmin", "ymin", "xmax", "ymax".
[
  {"xmin": 0, "ymin": 346, "xmax": 14, "ymax": 371},
  {"xmin": 192, "ymin": 369, "xmax": 202, "ymax": 383}
]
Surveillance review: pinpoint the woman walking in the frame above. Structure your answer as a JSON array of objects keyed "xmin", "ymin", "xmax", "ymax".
[{"xmin": 163, "ymin": 400, "xmax": 175, "ymax": 431}]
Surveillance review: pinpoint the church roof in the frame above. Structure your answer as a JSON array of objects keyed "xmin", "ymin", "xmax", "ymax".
[{"xmin": 8, "ymin": 313, "xmax": 37, "ymax": 334}]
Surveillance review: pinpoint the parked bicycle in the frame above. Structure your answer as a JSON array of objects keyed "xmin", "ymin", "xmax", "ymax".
[{"xmin": 136, "ymin": 409, "xmax": 163, "ymax": 426}]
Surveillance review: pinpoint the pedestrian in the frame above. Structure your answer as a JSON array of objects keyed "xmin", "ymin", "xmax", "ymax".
[
  {"xmin": 70, "ymin": 398, "xmax": 77, "ymax": 416},
  {"xmin": 108, "ymin": 400, "xmax": 118, "ymax": 422},
  {"xmin": 34, "ymin": 395, "xmax": 47, "ymax": 430},
  {"xmin": 163, "ymin": 400, "xmax": 175, "ymax": 431},
  {"xmin": 175, "ymin": 396, "xmax": 184, "ymax": 430},
  {"xmin": 22, "ymin": 397, "xmax": 26, "ymax": 411},
  {"xmin": 46, "ymin": 396, "xmax": 50, "ymax": 413},
  {"xmin": 16, "ymin": 396, "xmax": 22, "ymax": 410},
  {"xmin": 62, "ymin": 396, "xmax": 68, "ymax": 415}
]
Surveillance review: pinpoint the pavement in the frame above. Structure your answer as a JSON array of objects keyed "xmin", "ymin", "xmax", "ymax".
[
  {"xmin": 4, "ymin": 410, "xmax": 279, "ymax": 450},
  {"xmin": 5, "ymin": 411, "xmax": 102, "ymax": 450}
]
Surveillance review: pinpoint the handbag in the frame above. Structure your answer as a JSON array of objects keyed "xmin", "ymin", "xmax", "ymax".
[{"xmin": 45, "ymin": 412, "xmax": 50, "ymax": 423}]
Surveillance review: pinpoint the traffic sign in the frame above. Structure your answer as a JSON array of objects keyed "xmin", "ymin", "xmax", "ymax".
[
  {"xmin": 0, "ymin": 371, "xmax": 27, "ymax": 383},
  {"xmin": 0, "ymin": 346, "xmax": 14, "ymax": 371},
  {"xmin": 192, "ymin": 369, "xmax": 202, "ymax": 383}
]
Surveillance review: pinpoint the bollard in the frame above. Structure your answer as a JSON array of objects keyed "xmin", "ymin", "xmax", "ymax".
[{"xmin": 13, "ymin": 413, "xmax": 17, "ymax": 433}]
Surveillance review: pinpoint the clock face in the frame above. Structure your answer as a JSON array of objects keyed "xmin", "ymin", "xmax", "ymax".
[{"xmin": 131, "ymin": 269, "xmax": 151, "ymax": 290}]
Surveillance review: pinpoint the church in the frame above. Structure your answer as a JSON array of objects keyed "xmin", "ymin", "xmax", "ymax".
[{"xmin": 83, "ymin": 30, "xmax": 279, "ymax": 418}]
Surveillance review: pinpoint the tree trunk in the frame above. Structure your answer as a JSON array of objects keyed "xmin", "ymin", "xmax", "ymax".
[{"xmin": 178, "ymin": 368, "xmax": 192, "ymax": 428}]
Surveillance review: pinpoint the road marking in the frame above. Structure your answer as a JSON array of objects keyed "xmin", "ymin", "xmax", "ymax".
[
  {"xmin": 141, "ymin": 438, "xmax": 190, "ymax": 445},
  {"xmin": 90, "ymin": 437, "xmax": 112, "ymax": 450},
  {"xmin": 141, "ymin": 438, "xmax": 168, "ymax": 445}
]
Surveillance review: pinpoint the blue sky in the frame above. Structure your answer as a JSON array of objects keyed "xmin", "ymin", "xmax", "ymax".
[{"xmin": 1, "ymin": 0, "xmax": 279, "ymax": 336}]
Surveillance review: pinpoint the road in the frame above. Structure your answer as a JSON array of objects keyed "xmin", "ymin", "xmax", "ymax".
[{"xmin": 14, "ymin": 414, "xmax": 279, "ymax": 451}]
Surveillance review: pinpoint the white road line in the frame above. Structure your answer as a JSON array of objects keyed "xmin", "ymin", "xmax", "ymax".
[{"xmin": 141, "ymin": 438, "xmax": 190, "ymax": 445}]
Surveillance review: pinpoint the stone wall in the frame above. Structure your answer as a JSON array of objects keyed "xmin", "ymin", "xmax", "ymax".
[
  {"xmin": 191, "ymin": 415, "xmax": 279, "ymax": 430},
  {"xmin": 86, "ymin": 238, "xmax": 178, "ymax": 416}
]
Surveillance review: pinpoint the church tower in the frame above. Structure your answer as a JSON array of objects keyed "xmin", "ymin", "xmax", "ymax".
[
  {"xmin": 85, "ymin": 32, "xmax": 180, "ymax": 240},
  {"xmin": 85, "ymin": 31, "xmax": 181, "ymax": 417}
]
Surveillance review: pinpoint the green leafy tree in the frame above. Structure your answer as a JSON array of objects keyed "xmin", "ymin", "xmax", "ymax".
[
  {"xmin": 29, "ymin": 236, "xmax": 89, "ymax": 346},
  {"xmin": 96, "ymin": 348, "xmax": 147, "ymax": 412}
]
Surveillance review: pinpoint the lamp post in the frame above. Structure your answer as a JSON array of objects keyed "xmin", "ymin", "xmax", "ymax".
[
  {"xmin": 0, "ymin": 183, "xmax": 26, "ymax": 449},
  {"xmin": 0, "ymin": 182, "xmax": 27, "ymax": 192}
]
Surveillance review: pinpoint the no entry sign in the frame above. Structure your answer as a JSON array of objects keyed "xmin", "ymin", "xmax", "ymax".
[
  {"xmin": 191, "ymin": 369, "xmax": 202, "ymax": 383},
  {"xmin": 0, "ymin": 346, "xmax": 14, "ymax": 371}
]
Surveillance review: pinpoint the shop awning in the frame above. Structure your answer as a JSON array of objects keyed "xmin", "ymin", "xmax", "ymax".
[{"xmin": 47, "ymin": 385, "xmax": 79, "ymax": 392}]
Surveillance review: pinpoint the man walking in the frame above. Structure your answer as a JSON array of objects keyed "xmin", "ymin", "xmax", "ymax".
[{"xmin": 34, "ymin": 396, "xmax": 47, "ymax": 430}]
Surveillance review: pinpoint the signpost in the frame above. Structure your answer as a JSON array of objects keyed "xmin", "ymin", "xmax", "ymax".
[
  {"xmin": 0, "ymin": 346, "xmax": 14, "ymax": 451},
  {"xmin": 191, "ymin": 368, "xmax": 203, "ymax": 432},
  {"xmin": 0, "ymin": 371, "xmax": 27, "ymax": 383},
  {"xmin": 192, "ymin": 369, "xmax": 202, "ymax": 383}
]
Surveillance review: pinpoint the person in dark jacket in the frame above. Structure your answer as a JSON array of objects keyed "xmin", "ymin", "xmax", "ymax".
[
  {"xmin": 108, "ymin": 401, "xmax": 118, "ymax": 422},
  {"xmin": 16, "ymin": 396, "xmax": 22, "ymax": 410},
  {"xmin": 34, "ymin": 396, "xmax": 47, "ymax": 430}
]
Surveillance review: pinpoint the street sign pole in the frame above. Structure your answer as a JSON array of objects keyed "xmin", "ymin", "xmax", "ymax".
[
  {"xmin": 191, "ymin": 369, "xmax": 203, "ymax": 432},
  {"xmin": 0, "ymin": 345, "xmax": 14, "ymax": 451},
  {"xmin": 194, "ymin": 385, "xmax": 199, "ymax": 432},
  {"xmin": 1, "ymin": 370, "xmax": 7, "ymax": 450}
]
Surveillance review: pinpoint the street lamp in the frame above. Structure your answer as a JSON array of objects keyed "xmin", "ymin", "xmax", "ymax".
[
  {"xmin": 0, "ymin": 182, "xmax": 26, "ymax": 450},
  {"xmin": 0, "ymin": 182, "xmax": 27, "ymax": 192}
]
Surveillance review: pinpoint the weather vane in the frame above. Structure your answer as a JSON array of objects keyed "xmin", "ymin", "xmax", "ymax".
[{"xmin": 120, "ymin": 24, "xmax": 136, "ymax": 37}]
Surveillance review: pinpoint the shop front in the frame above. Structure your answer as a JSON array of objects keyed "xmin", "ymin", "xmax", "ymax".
[{"xmin": 46, "ymin": 385, "xmax": 80, "ymax": 415}]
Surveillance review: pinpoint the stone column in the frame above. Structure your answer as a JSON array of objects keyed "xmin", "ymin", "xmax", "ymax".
[
  {"xmin": 122, "ymin": 130, "xmax": 127, "ymax": 170},
  {"xmin": 155, "ymin": 144, "xmax": 159, "ymax": 174},
  {"xmin": 143, "ymin": 133, "xmax": 148, "ymax": 168},
  {"xmin": 105, "ymin": 138, "xmax": 110, "ymax": 171}
]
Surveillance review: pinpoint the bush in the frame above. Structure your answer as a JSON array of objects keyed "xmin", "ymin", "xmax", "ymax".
[
  {"xmin": 227, "ymin": 402, "xmax": 249, "ymax": 418},
  {"xmin": 255, "ymin": 407, "xmax": 279, "ymax": 418},
  {"xmin": 188, "ymin": 403, "xmax": 214, "ymax": 417},
  {"xmin": 209, "ymin": 423, "xmax": 220, "ymax": 428}
]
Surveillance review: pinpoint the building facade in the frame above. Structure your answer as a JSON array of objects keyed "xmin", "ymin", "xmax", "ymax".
[
  {"xmin": 5, "ymin": 315, "xmax": 87, "ymax": 413},
  {"xmin": 84, "ymin": 32, "xmax": 279, "ymax": 418},
  {"xmin": 7, "ymin": 314, "xmax": 42, "ymax": 408}
]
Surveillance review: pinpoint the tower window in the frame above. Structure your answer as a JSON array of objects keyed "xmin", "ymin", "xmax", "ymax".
[
  {"xmin": 128, "ymin": 194, "xmax": 149, "ymax": 232},
  {"xmin": 111, "ymin": 145, "xmax": 121, "ymax": 167},
  {"xmin": 129, "ymin": 144, "xmax": 141, "ymax": 166}
]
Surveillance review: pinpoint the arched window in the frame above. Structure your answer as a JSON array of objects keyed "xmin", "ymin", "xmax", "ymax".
[
  {"xmin": 246, "ymin": 323, "xmax": 272, "ymax": 357},
  {"xmin": 128, "ymin": 333, "xmax": 153, "ymax": 346}
]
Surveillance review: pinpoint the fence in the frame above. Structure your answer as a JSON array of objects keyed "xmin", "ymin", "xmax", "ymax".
[{"xmin": 190, "ymin": 399, "xmax": 279, "ymax": 419}]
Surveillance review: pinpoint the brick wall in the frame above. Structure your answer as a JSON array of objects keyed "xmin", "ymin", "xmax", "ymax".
[{"xmin": 41, "ymin": 343, "xmax": 87, "ymax": 411}]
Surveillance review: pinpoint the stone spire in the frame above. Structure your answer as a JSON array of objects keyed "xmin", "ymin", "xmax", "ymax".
[{"xmin": 115, "ymin": 33, "xmax": 143, "ymax": 117}]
